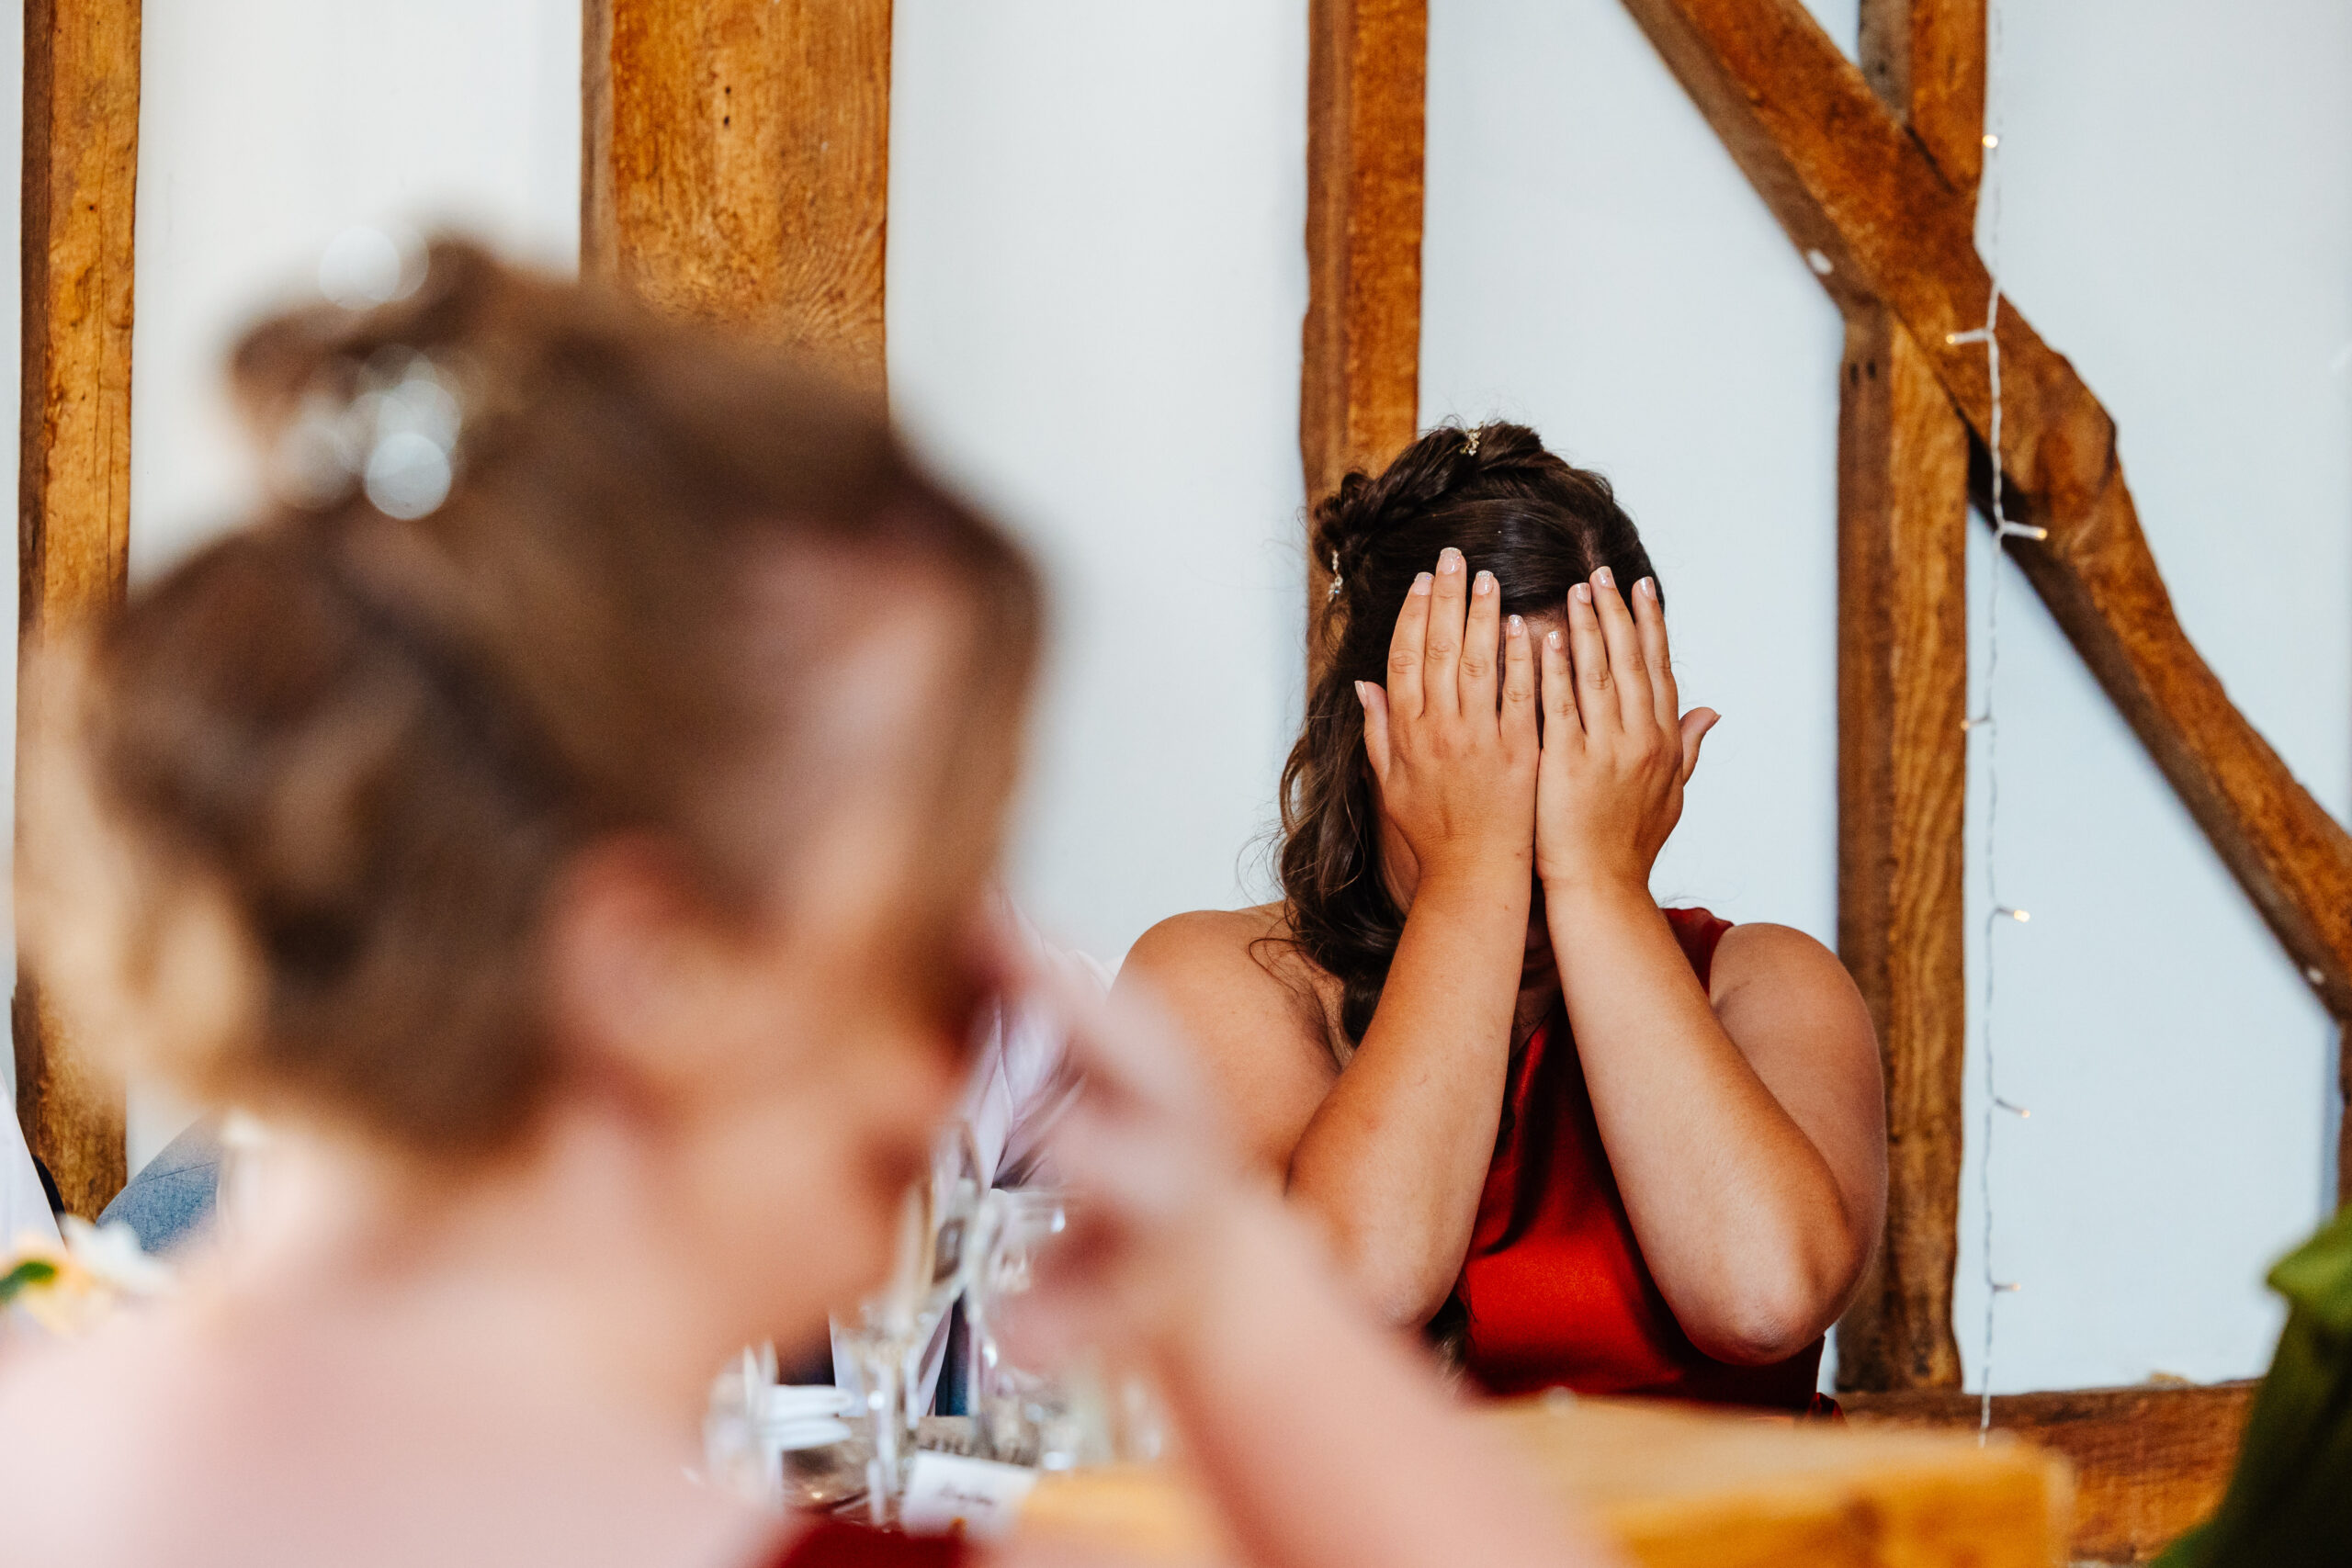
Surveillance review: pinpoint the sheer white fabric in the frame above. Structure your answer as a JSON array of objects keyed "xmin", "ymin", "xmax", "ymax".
[{"xmin": 1, "ymin": 1107, "xmax": 62, "ymax": 1251}]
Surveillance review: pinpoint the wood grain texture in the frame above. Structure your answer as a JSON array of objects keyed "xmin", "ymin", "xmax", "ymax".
[
  {"xmin": 1832, "ymin": 0, "xmax": 1979, "ymax": 1396},
  {"xmin": 1835, "ymin": 310, "xmax": 1970, "ymax": 1393},
  {"xmin": 1022, "ymin": 1394, "xmax": 2072, "ymax": 1567},
  {"xmin": 583, "ymin": 0, "xmax": 890, "ymax": 379},
  {"xmin": 1847, "ymin": 1381, "xmax": 2256, "ymax": 1563},
  {"xmin": 15, "ymin": 0, "xmax": 139, "ymax": 1218},
  {"xmin": 1302, "ymin": 0, "xmax": 1425, "ymax": 609},
  {"xmin": 1618, "ymin": 0, "xmax": 2352, "ymax": 1119},
  {"xmin": 1858, "ymin": 0, "xmax": 1984, "ymax": 190}
]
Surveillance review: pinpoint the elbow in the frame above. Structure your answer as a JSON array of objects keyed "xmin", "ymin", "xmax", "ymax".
[
  {"xmin": 1684, "ymin": 1280, "xmax": 1829, "ymax": 1367},
  {"xmin": 1328, "ymin": 1244, "xmax": 1457, "ymax": 1332},
  {"xmin": 1680, "ymin": 1225, "xmax": 1867, "ymax": 1367}
]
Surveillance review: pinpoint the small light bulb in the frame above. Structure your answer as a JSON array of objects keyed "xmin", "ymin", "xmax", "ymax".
[
  {"xmin": 1996, "ymin": 906, "xmax": 2030, "ymax": 923},
  {"xmin": 1983, "ymin": 132, "xmax": 2000, "ymax": 149}
]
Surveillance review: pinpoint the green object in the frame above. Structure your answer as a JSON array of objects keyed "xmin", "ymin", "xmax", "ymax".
[
  {"xmin": 0, "ymin": 1258, "xmax": 59, "ymax": 1304},
  {"xmin": 2155, "ymin": 1202, "xmax": 2352, "ymax": 1566}
]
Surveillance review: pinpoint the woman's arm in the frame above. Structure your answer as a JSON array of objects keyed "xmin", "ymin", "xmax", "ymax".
[
  {"xmin": 1534, "ymin": 570, "xmax": 1883, "ymax": 1363},
  {"xmin": 1125, "ymin": 550, "xmax": 1538, "ymax": 1328},
  {"xmin": 1007, "ymin": 959, "xmax": 1615, "ymax": 1568}
]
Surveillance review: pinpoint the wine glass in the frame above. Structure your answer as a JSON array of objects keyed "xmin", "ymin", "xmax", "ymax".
[
  {"xmin": 962, "ymin": 1186, "xmax": 1074, "ymax": 1465},
  {"xmin": 844, "ymin": 1120, "xmax": 986, "ymax": 1524}
]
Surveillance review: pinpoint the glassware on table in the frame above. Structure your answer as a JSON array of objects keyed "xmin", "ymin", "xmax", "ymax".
[
  {"xmin": 962, "ymin": 1187, "xmax": 1171, "ymax": 1471},
  {"xmin": 703, "ymin": 1346, "xmax": 869, "ymax": 1512},
  {"xmin": 843, "ymin": 1121, "xmax": 987, "ymax": 1526}
]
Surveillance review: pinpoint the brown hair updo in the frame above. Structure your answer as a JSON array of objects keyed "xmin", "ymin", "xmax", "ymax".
[
  {"xmin": 25, "ymin": 241, "xmax": 1042, "ymax": 1156},
  {"xmin": 1278, "ymin": 422, "xmax": 1658, "ymax": 1061}
]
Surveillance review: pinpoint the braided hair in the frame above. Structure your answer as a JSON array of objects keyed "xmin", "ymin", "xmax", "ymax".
[{"xmin": 1276, "ymin": 422, "xmax": 1660, "ymax": 1063}]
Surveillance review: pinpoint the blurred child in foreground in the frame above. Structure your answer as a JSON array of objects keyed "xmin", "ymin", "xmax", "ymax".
[{"xmin": 0, "ymin": 244, "xmax": 1611, "ymax": 1568}]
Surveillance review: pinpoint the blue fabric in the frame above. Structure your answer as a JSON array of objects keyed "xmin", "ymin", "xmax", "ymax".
[{"xmin": 99, "ymin": 1117, "xmax": 223, "ymax": 1255}]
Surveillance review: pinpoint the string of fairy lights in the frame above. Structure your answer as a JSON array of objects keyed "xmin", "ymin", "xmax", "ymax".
[{"xmin": 1942, "ymin": 0, "xmax": 2040, "ymax": 1442}]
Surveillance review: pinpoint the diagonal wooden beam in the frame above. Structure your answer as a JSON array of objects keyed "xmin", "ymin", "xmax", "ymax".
[
  {"xmin": 1619, "ymin": 0, "xmax": 2352, "ymax": 1195},
  {"xmin": 1302, "ymin": 0, "xmax": 1426, "ymax": 623},
  {"xmin": 582, "ymin": 0, "xmax": 892, "ymax": 381},
  {"xmin": 16, "ymin": 0, "xmax": 141, "ymax": 1218},
  {"xmin": 1833, "ymin": 0, "xmax": 1980, "ymax": 1395}
]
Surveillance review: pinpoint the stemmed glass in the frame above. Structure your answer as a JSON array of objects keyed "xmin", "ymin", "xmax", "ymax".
[
  {"xmin": 843, "ymin": 1120, "xmax": 986, "ymax": 1525},
  {"xmin": 962, "ymin": 1186, "xmax": 1073, "ymax": 1466}
]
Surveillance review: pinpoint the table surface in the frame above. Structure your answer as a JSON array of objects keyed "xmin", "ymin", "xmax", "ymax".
[{"xmin": 1018, "ymin": 1393, "xmax": 2073, "ymax": 1567}]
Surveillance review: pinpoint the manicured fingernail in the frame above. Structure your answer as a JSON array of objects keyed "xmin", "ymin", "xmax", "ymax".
[
  {"xmin": 1412, "ymin": 572, "xmax": 1432, "ymax": 596},
  {"xmin": 1353, "ymin": 680, "xmax": 1369, "ymax": 707},
  {"xmin": 1439, "ymin": 548, "xmax": 1464, "ymax": 573},
  {"xmin": 1572, "ymin": 582, "xmax": 1593, "ymax": 605},
  {"xmin": 1638, "ymin": 576, "xmax": 1657, "ymax": 600},
  {"xmin": 1508, "ymin": 614, "xmax": 1525, "ymax": 637},
  {"xmin": 1593, "ymin": 566, "xmax": 1614, "ymax": 589},
  {"xmin": 1547, "ymin": 628, "xmax": 1563, "ymax": 649},
  {"xmin": 1474, "ymin": 570, "xmax": 1496, "ymax": 597}
]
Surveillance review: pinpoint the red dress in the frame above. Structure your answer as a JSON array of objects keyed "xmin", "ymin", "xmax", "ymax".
[
  {"xmin": 766, "ymin": 1520, "xmax": 966, "ymax": 1567},
  {"xmin": 1454, "ymin": 908, "xmax": 1826, "ymax": 1411}
]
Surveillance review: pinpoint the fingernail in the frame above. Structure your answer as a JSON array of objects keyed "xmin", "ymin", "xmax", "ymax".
[
  {"xmin": 1572, "ymin": 582, "xmax": 1593, "ymax": 605},
  {"xmin": 1353, "ymin": 680, "xmax": 1369, "ymax": 707},
  {"xmin": 1474, "ymin": 570, "xmax": 1496, "ymax": 597},
  {"xmin": 1638, "ymin": 576, "xmax": 1657, "ymax": 600},
  {"xmin": 1439, "ymin": 548, "xmax": 1464, "ymax": 573},
  {"xmin": 1508, "ymin": 614, "xmax": 1525, "ymax": 637},
  {"xmin": 1412, "ymin": 572, "xmax": 1432, "ymax": 596},
  {"xmin": 1593, "ymin": 566, "xmax": 1614, "ymax": 589},
  {"xmin": 1547, "ymin": 628, "xmax": 1563, "ymax": 649}
]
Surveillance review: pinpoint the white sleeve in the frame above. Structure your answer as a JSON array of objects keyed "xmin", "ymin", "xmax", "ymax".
[{"xmin": 1, "ymin": 1110, "xmax": 62, "ymax": 1249}]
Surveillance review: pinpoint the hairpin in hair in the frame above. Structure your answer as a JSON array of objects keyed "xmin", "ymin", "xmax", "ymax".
[
  {"xmin": 1461, "ymin": 426, "xmax": 1482, "ymax": 457},
  {"xmin": 1326, "ymin": 549, "xmax": 1344, "ymax": 603},
  {"xmin": 272, "ymin": 346, "xmax": 464, "ymax": 521}
]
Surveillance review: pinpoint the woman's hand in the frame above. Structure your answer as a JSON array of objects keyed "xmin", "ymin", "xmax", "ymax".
[
  {"xmin": 994, "ymin": 937, "xmax": 1244, "ymax": 1362},
  {"xmin": 1358, "ymin": 548, "xmax": 1540, "ymax": 893},
  {"xmin": 1535, "ymin": 569, "xmax": 1719, "ymax": 896}
]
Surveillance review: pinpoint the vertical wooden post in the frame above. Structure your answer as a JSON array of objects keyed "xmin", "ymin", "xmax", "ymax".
[
  {"xmin": 2339, "ymin": 1023, "xmax": 2351, "ymax": 1207},
  {"xmin": 582, "ymin": 0, "xmax": 892, "ymax": 381},
  {"xmin": 1833, "ymin": 0, "xmax": 1982, "ymax": 1393},
  {"xmin": 17, "ymin": 0, "xmax": 141, "ymax": 1217},
  {"xmin": 1302, "ymin": 0, "xmax": 1426, "ymax": 612}
]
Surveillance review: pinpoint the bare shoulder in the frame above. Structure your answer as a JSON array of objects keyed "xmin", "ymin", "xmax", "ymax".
[
  {"xmin": 1708, "ymin": 920, "xmax": 1862, "ymax": 1008},
  {"xmin": 1708, "ymin": 922, "xmax": 1883, "ymax": 1131},
  {"xmin": 1120, "ymin": 901, "xmax": 1335, "ymax": 1046},
  {"xmin": 0, "ymin": 1307, "xmax": 213, "ymax": 1561},
  {"xmin": 1125, "ymin": 903, "xmax": 1295, "ymax": 992},
  {"xmin": 1119, "ymin": 903, "xmax": 1340, "ymax": 1179}
]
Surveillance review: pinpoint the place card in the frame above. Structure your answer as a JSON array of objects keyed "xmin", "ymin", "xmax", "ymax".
[{"xmin": 898, "ymin": 1450, "xmax": 1038, "ymax": 1540}]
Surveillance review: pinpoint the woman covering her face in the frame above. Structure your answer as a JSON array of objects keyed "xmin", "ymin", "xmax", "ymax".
[
  {"xmin": 0, "ymin": 250, "xmax": 1608, "ymax": 1568},
  {"xmin": 1124, "ymin": 424, "xmax": 1887, "ymax": 1410}
]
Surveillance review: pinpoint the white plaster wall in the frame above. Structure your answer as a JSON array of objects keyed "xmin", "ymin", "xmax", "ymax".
[
  {"xmin": 39, "ymin": 0, "xmax": 2352, "ymax": 1391},
  {"xmin": 121, "ymin": 0, "xmax": 582, "ymax": 1168},
  {"xmin": 886, "ymin": 0, "xmax": 1311, "ymax": 974}
]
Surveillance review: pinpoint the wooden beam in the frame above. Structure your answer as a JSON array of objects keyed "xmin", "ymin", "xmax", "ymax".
[
  {"xmin": 1832, "ymin": 0, "xmax": 1980, "ymax": 1395},
  {"xmin": 16, "ymin": 0, "xmax": 140, "ymax": 1218},
  {"xmin": 1835, "ymin": 310, "xmax": 1971, "ymax": 1392},
  {"xmin": 582, "ymin": 0, "xmax": 891, "ymax": 379},
  {"xmin": 1618, "ymin": 0, "xmax": 2352, "ymax": 1147},
  {"xmin": 1847, "ymin": 1380, "xmax": 2256, "ymax": 1563},
  {"xmin": 1302, "ymin": 0, "xmax": 1426, "ymax": 610}
]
